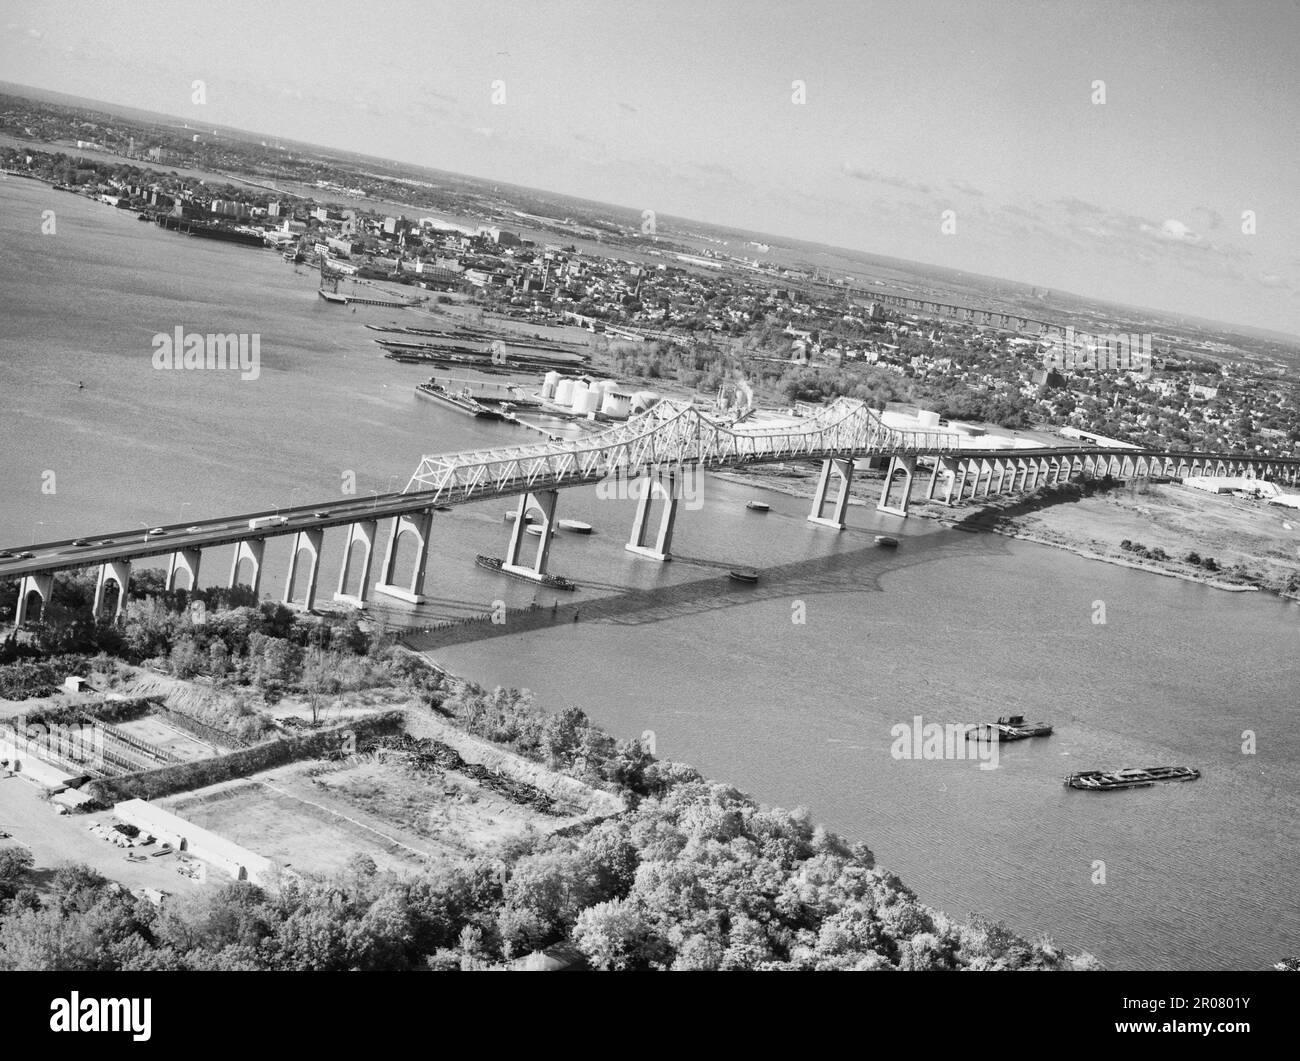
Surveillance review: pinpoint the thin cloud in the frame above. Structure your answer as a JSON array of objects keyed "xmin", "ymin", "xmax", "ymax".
[
  {"xmin": 1139, "ymin": 218, "xmax": 1204, "ymax": 245},
  {"xmin": 841, "ymin": 163, "xmax": 932, "ymax": 195}
]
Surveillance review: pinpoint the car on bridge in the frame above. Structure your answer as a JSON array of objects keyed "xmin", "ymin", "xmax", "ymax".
[
  {"xmin": 0, "ymin": 550, "xmax": 14, "ymax": 560},
  {"xmin": 311, "ymin": 510, "xmax": 329, "ymax": 518},
  {"xmin": 71, "ymin": 538, "xmax": 91, "ymax": 547},
  {"xmin": 147, "ymin": 528, "xmax": 166, "ymax": 537},
  {"xmin": 96, "ymin": 539, "xmax": 114, "ymax": 546},
  {"xmin": 185, "ymin": 526, "xmax": 203, "ymax": 533}
]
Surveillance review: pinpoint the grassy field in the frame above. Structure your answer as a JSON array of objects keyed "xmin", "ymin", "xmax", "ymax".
[
  {"xmin": 158, "ymin": 753, "xmax": 590, "ymax": 879},
  {"xmin": 113, "ymin": 715, "xmax": 221, "ymax": 763}
]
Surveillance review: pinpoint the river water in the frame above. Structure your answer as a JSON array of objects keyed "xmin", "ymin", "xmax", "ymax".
[{"xmin": 1, "ymin": 177, "xmax": 1297, "ymax": 969}]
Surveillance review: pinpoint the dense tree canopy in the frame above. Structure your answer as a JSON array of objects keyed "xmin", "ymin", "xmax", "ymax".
[{"xmin": 0, "ymin": 774, "xmax": 1096, "ymax": 971}]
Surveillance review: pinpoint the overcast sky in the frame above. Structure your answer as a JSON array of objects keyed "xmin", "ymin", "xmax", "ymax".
[{"xmin": 4, "ymin": 0, "xmax": 1298, "ymax": 336}]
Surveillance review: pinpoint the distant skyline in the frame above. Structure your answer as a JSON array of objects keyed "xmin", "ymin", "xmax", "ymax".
[{"xmin": 4, "ymin": 0, "xmax": 1299, "ymax": 336}]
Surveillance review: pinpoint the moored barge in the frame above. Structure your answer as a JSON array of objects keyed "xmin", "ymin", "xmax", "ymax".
[
  {"xmin": 966, "ymin": 715, "xmax": 1053, "ymax": 742},
  {"xmin": 416, "ymin": 380, "xmax": 510, "ymax": 420},
  {"xmin": 1065, "ymin": 766, "xmax": 1201, "ymax": 790}
]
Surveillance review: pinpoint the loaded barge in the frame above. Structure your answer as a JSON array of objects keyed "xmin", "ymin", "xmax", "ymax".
[
  {"xmin": 416, "ymin": 380, "xmax": 513, "ymax": 420},
  {"xmin": 1065, "ymin": 766, "xmax": 1201, "ymax": 790},
  {"xmin": 474, "ymin": 554, "xmax": 577, "ymax": 591}
]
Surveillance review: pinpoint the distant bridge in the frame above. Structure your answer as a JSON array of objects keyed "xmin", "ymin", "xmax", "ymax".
[{"xmin": 4, "ymin": 398, "xmax": 1297, "ymax": 624}]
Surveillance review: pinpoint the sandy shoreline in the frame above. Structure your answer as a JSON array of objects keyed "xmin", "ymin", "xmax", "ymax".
[{"xmin": 931, "ymin": 515, "xmax": 1263, "ymax": 592}]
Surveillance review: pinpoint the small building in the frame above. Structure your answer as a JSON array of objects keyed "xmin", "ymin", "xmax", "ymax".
[
  {"xmin": 1183, "ymin": 476, "xmax": 1273, "ymax": 497},
  {"xmin": 61, "ymin": 675, "xmax": 90, "ymax": 695}
]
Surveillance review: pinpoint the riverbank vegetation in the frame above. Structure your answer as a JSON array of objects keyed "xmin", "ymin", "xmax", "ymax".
[
  {"xmin": 0, "ymin": 776, "xmax": 1096, "ymax": 970},
  {"xmin": 0, "ymin": 583, "xmax": 1097, "ymax": 971}
]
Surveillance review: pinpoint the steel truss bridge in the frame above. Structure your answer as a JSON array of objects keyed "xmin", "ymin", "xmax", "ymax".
[{"xmin": 4, "ymin": 398, "xmax": 1298, "ymax": 621}]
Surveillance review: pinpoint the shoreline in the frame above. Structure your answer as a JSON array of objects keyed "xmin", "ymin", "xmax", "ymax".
[
  {"xmin": 935, "ymin": 514, "xmax": 1265, "ymax": 593},
  {"xmin": 710, "ymin": 465, "xmax": 1295, "ymax": 600}
]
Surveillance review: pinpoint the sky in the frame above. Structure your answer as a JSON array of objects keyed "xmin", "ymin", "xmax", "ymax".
[{"xmin": 4, "ymin": 0, "xmax": 1299, "ymax": 336}]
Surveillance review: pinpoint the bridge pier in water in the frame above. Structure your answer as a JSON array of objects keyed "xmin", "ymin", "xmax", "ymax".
[
  {"xmin": 14, "ymin": 573, "xmax": 53, "ymax": 625},
  {"xmin": 877, "ymin": 455, "xmax": 916, "ymax": 517},
  {"xmin": 284, "ymin": 528, "xmax": 324, "ymax": 611},
  {"xmin": 92, "ymin": 560, "xmax": 131, "ymax": 621},
  {"xmin": 229, "ymin": 539, "xmax": 266, "ymax": 595},
  {"xmin": 808, "ymin": 457, "xmax": 854, "ymax": 529},
  {"xmin": 334, "ymin": 520, "xmax": 377, "ymax": 608},
  {"xmin": 505, "ymin": 490, "xmax": 559, "ymax": 578},
  {"xmin": 626, "ymin": 474, "xmax": 679, "ymax": 561},
  {"xmin": 166, "ymin": 549, "xmax": 202, "ymax": 593},
  {"xmin": 376, "ymin": 510, "xmax": 433, "ymax": 604}
]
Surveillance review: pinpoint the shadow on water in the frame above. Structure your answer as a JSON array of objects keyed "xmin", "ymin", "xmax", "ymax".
[{"xmin": 401, "ymin": 524, "xmax": 1010, "ymax": 653}]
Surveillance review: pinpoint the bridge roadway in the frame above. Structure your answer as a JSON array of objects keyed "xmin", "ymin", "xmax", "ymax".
[
  {"xmin": 1, "ymin": 441, "xmax": 1282, "ymax": 580},
  {"xmin": 2, "ymin": 395, "xmax": 1298, "ymax": 617}
]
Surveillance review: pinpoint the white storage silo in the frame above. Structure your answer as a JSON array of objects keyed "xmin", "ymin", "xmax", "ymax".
[
  {"xmin": 575, "ymin": 388, "xmax": 600, "ymax": 415},
  {"xmin": 554, "ymin": 378, "xmax": 575, "ymax": 406},
  {"xmin": 568, "ymin": 380, "xmax": 590, "ymax": 410},
  {"xmin": 542, "ymin": 371, "xmax": 561, "ymax": 399}
]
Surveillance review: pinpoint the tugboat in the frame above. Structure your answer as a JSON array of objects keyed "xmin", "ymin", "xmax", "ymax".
[
  {"xmin": 874, "ymin": 535, "xmax": 900, "ymax": 547},
  {"xmin": 746, "ymin": 501, "xmax": 770, "ymax": 512},
  {"xmin": 729, "ymin": 567, "xmax": 760, "ymax": 584},
  {"xmin": 474, "ymin": 554, "xmax": 576, "ymax": 591},
  {"xmin": 1065, "ymin": 766, "xmax": 1200, "ymax": 790},
  {"xmin": 557, "ymin": 519, "xmax": 593, "ymax": 534},
  {"xmin": 966, "ymin": 715, "xmax": 1053, "ymax": 742}
]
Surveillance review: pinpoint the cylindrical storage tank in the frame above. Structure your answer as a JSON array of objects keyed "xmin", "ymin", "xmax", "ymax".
[
  {"xmin": 594, "ymin": 379, "xmax": 618, "ymax": 400},
  {"xmin": 568, "ymin": 380, "xmax": 590, "ymax": 409},
  {"xmin": 542, "ymin": 371, "xmax": 561, "ymax": 399},
  {"xmin": 575, "ymin": 388, "xmax": 600, "ymax": 415},
  {"xmin": 917, "ymin": 409, "xmax": 939, "ymax": 429},
  {"xmin": 601, "ymin": 391, "xmax": 632, "ymax": 419},
  {"xmin": 554, "ymin": 378, "xmax": 575, "ymax": 406}
]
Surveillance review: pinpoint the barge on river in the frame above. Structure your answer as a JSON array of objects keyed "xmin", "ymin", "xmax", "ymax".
[
  {"xmin": 1065, "ymin": 766, "xmax": 1201, "ymax": 790},
  {"xmin": 965, "ymin": 715, "xmax": 1053, "ymax": 742},
  {"xmin": 474, "ymin": 554, "xmax": 577, "ymax": 591}
]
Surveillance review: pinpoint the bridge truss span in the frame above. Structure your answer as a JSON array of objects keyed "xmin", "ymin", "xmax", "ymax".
[{"xmin": 403, "ymin": 397, "xmax": 965, "ymax": 504}]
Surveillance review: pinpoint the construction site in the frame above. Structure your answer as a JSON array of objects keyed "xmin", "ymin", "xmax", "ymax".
[{"xmin": 0, "ymin": 673, "xmax": 621, "ymax": 902}]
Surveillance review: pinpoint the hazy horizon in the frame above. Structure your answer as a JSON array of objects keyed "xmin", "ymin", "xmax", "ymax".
[{"xmin": 4, "ymin": 0, "xmax": 1297, "ymax": 339}]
